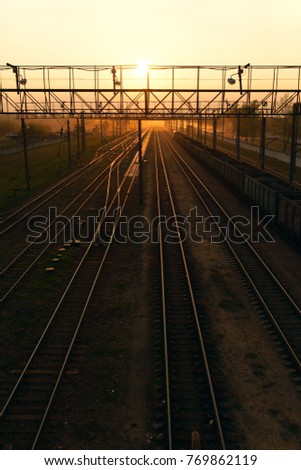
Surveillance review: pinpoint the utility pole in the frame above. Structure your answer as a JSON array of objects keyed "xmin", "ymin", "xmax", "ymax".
[
  {"xmin": 21, "ymin": 117, "xmax": 30, "ymax": 190},
  {"xmin": 197, "ymin": 118, "xmax": 200, "ymax": 142},
  {"xmin": 199, "ymin": 115, "xmax": 202, "ymax": 144},
  {"xmin": 236, "ymin": 114, "xmax": 241, "ymax": 160},
  {"xmin": 67, "ymin": 119, "xmax": 71, "ymax": 167},
  {"xmin": 145, "ymin": 68, "xmax": 150, "ymax": 115},
  {"xmin": 289, "ymin": 103, "xmax": 300, "ymax": 182},
  {"xmin": 259, "ymin": 116, "xmax": 266, "ymax": 170},
  {"xmin": 100, "ymin": 117, "xmax": 103, "ymax": 145},
  {"xmin": 222, "ymin": 116, "xmax": 225, "ymax": 144},
  {"xmin": 81, "ymin": 112, "xmax": 86, "ymax": 154},
  {"xmin": 213, "ymin": 116, "xmax": 217, "ymax": 151},
  {"xmin": 138, "ymin": 120, "xmax": 143, "ymax": 204},
  {"xmin": 77, "ymin": 117, "xmax": 80, "ymax": 159}
]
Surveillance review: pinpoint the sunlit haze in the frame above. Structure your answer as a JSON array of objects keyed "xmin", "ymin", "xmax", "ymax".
[{"xmin": 1, "ymin": 0, "xmax": 300, "ymax": 65}]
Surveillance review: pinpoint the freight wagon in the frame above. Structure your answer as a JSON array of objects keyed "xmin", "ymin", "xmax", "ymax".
[{"xmin": 174, "ymin": 132, "xmax": 301, "ymax": 245}]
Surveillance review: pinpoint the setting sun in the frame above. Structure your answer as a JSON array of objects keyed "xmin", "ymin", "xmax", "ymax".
[{"xmin": 136, "ymin": 62, "xmax": 148, "ymax": 77}]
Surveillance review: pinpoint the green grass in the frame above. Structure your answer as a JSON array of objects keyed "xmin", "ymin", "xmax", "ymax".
[{"xmin": 0, "ymin": 134, "xmax": 118, "ymax": 213}]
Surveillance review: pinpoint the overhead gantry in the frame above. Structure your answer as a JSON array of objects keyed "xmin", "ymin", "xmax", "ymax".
[{"xmin": 0, "ymin": 64, "xmax": 300, "ymax": 118}]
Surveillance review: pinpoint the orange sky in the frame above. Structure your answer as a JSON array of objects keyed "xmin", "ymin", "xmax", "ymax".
[{"xmin": 1, "ymin": 0, "xmax": 300, "ymax": 66}]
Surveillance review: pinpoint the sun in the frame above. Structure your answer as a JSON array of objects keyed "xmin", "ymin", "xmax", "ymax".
[{"xmin": 136, "ymin": 62, "xmax": 148, "ymax": 77}]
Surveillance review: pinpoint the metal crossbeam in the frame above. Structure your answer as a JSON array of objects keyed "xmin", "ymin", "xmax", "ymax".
[{"xmin": 1, "ymin": 64, "xmax": 301, "ymax": 118}]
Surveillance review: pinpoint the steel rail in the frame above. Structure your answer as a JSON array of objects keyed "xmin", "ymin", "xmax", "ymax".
[
  {"xmin": 164, "ymin": 132, "xmax": 301, "ymax": 371},
  {"xmin": 154, "ymin": 133, "xmax": 172, "ymax": 450},
  {"xmin": 31, "ymin": 133, "xmax": 151, "ymax": 449},
  {"xmin": 1, "ymin": 135, "xmax": 138, "ymax": 274},
  {"xmin": 0, "ymin": 138, "xmax": 139, "ymax": 302},
  {"xmin": 1, "ymin": 132, "xmax": 134, "ymax": 223},
  {"xmin": 0, "ymin": 131, "xmax": 152, "ymax": 451},
  {"xmin": 167, "ymin": 133, "xmax": 301, "ymax": 316},
  {"xmin": 0, "ymin": 132, "xmax": 137, "ymax": 235},
  {"xmin": 156, "ymin": 132, "xmax": 226, "ymax": 449}
]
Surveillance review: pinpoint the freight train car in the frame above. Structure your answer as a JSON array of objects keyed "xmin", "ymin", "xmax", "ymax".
[
  {"xmin": 278, "ymin": 193, "xmax": 301, "ymax": 244},
  {"xmin": 174, "ymin": 131, "xmax": 301, "ymax": 246}
]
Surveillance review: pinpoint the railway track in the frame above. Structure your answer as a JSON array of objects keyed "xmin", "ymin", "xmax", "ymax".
[
  {"xmin": 154, "ymin": 132, "xmax": 225, "ymax": 450},
  {"xmin": 0, "ymin": 132, "xmax": 146, "ymax": 302},
  {"xmin": 0, "ymin": 130, "xmax": 152, "ymax": 449},
  {"xmin": 164, "ymin": 131, "xmax": 301, "ymax": 375},
  {"xmin": 0, "ymin": 132, "xmax": 137, "ymax": 235}
]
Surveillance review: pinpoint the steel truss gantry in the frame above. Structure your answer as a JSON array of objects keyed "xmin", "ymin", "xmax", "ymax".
[{"xmin": 0, "ymin": 64, "xmax": 301, "ymax": 118}]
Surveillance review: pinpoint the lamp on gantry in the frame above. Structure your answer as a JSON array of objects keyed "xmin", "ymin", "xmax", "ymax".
[{"xmin": 227, "ymin": 63, "xmax": 250, "ymax": 94}]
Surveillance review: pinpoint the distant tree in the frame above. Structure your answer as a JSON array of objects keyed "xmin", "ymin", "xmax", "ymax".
[
  {"xmin": 238, "ymin": 101, "xmax": 261, "ymax": 144},
  {"xmin": 17, "ymin": 121, "xmax": 53, "ymax": 141},
  {"xmin": 224, "ymin": 102, "xmax": 239, "ymax": 138},
  {"xmin": 225, "ymin": 100, "xmax": 262, "ymax": 143},
  {"xmin": 26, "ymin": 122, "xmax": 52, "ymax": 136}
]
